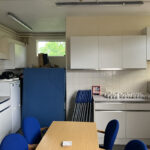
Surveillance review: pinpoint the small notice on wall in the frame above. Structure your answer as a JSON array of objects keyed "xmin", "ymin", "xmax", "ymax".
[{"xmin": 92, "ymin": 86, "xmax": 100, "ymax": 95}]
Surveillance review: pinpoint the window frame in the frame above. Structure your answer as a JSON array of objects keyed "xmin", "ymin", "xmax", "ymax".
[{"xmin": 36, "ymin": 39, "xmax": 66, "ymax": 57}]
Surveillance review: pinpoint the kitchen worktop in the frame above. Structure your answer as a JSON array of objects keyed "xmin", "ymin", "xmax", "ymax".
[
  {"xmin": 93, "ymin": 95, "xmax": 150, "ymax": 103},
  {"xmin": 0, "ymin": 97, "xmax": 10, "ymax": 104}
]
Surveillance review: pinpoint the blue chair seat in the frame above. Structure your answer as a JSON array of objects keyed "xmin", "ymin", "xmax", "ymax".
[
  {"xmin": 124, "ymin": 140, "xmax": 148, "ymax": 150},
  {"xmin": 0, "ymin": 134, "xmax": 28, "ymax": 150}
]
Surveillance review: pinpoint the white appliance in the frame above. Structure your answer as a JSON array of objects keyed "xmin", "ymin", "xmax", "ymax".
[
  {"xmin": 0, "ymin": 97, "xmax": 11, "ymax": 143},
  {"xmin": 0, "ymin": 79, "xmax": 21, "ymax": 133}
]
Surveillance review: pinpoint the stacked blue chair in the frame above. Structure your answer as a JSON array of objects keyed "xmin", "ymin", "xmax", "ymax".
[
  {"xmin": 0, "ymin": 134, "xmax": 28, "ymax": 150},
  {"xmin": 124, "ymin": 140, "xmax": 148, "ymax": 150},
  {"xmin": 72, "ymin": 90, "xmax": 93, "ymax": 122},
  {"xmin": 98, "ymin": 119, "xmax": 119, "ymax": 150},
  {"xmin": 22, "ymin": 117, "xmax": 42, "ymax": 144}
]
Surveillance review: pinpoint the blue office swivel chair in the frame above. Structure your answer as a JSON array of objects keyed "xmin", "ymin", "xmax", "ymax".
[
  {"xmin": 98, "ymin": 119, "xmax": 119, "ymax": 150},
  {"xmin": 124, "ymin": 140, "xmax": 148, "ymax": 150},
  {"xmin": 0, "ymin": 134, "xmax": 28, "ymax": 150},
  {"xmin": 23, "ymin": 117, "xmax": 42, "ymax": 144}
]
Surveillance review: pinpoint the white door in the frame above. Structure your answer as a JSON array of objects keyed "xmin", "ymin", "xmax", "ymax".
[
  {"xmin": 10, "ymin": 81, "xmax": 20, "ymax": 106},
  {"xmin": 122, "ymin": 36, "xmax": 146, "ymax": 68},
  {"xmin": 95, "ymin": 111, "xmax": 126, "ymax": 139},
  {"xmin": 126, "ymin": 111, "xmax": 150, "ymax": 138},
  {"xmin": 11, "ymin": 106, "xmax": 21, "ymax": 133},
  {"xmin": 0, "ymin": 106, "xmax": 12, "ymax": 143},
  {"xmin": 99, "ymin": 36, "xmax": 122, "ymax": 69},
  {"xmin": 70, "ymin": 36, "xmax": 99, "ymax": 69}
]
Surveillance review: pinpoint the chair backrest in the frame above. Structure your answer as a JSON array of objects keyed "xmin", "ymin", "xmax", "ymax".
[
  {"xmin": 0, "ymin": 134, "xmax": 28, "ymax": 150},
  {"xmin": 76, "ymin": 90, "xmax": 92, "ymax": 103},
  {"xmin": 23, "ymin": 117, "xmax": 41, "ymax": 144},
  {"xmin": 124, "ymin": 140, "xmax": 148, "ymax": 150},
  {"xmin": 104, "ymin": 119, "xmax": 119, "ymax": 150}
]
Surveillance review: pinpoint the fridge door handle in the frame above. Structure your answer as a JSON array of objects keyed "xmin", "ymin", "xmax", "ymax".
[{"xmin": 0, "ymin": 106, "xmax": 10, "ymax": 113}]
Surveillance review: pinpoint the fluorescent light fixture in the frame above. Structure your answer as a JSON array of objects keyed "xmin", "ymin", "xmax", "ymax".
[
  {"xmin": 99, "ymin": 68, "xmax": 123, "ymax": 70},
  {"xmin": 7, "ymin": 12, "xmax": 33, "ymax": 32},
  {"xmin": 56, "ymin": 1, "xmax": 144, "ymax": 6}
]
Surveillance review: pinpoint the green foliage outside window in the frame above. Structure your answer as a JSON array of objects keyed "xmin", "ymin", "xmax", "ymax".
[{"xmin": 38, "ymin": 42, "xmax": 65, "ymax": 56}]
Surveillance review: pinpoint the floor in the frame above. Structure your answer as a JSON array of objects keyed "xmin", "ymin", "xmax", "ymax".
[{"xmin": 114, "ymin": 145, "xmax": 124, "ymax": 150}]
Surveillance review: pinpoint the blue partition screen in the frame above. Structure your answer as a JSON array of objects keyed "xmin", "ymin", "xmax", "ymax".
[{"xmin": 22, "ymin": 68, "xmax": 66, "ymax": 127}]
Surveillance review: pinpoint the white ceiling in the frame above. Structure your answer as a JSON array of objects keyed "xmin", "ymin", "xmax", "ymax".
[{"xmin": 0, "ymin": 0, "xmax": 150, "ymax": 32}]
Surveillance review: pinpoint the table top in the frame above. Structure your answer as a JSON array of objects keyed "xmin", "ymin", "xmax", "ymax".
[{"xmin": 36, "ymin": 121, "xmax": 100, "ymax": 150}]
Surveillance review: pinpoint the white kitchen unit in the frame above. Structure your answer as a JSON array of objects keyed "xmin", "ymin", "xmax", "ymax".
[
  {"xmin": 99, "ymin": 36, "xmax": 122, "ymax": 69},
  {"xmin": 70, "ymin": 35, "xmax": 146, "ymax": 69},
  {"xmin": 70, "ymin": 36, "xmax": 99, "ymax": 69},
  {"xmin": 94, "ymin": 95, "xmax": 150, "ymax": 144},
  {"xmin": 0, "ymin": 37, "xmax": 10, "ymax": 60},
  {"xmin": 122, "ymin": 36, "xmax": 146, "ymax": 68},
  {"xmin": 0, "ymin": 79, "xmax": 21, "ymax": 134},
  {"xmin": 126, "ymin": 111, "xmax": 150, "ymax": 139},
  {"xmin": 0, "ymin": 40, "xmax": 26, "ymax": 69},
  {"xmin": 14, "ymin": 43, "xmax": 26, "ymax": 68},
  {"xmin": 0, "ymin": 97, "xmax": 11, "ymax": 143}
]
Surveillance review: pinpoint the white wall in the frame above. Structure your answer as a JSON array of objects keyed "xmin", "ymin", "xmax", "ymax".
[{"xmin": 66, "ymin": 16, "xmax": 150, "ymax": 120}]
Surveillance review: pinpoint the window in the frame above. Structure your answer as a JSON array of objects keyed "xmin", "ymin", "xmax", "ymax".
[{"xmin": 37, "ymin": 41, "xmax": 66, "ymax": 56}]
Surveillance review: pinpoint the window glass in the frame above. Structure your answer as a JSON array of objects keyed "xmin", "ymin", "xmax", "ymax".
[{"xmin": 37, "ymin": 41, "xmax": 65, "ymax": 56}]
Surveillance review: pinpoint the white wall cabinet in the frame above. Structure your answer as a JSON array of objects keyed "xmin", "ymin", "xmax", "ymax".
[
  {"xmin": 0, "ymin": 40, "xmax": 26, "ymax": 69},
  {"xmin": 14, "ymin": 43, "xmax": 26, "ymax": 68},
  {"xmin": 123, "ymin": 36, "xmax": 146, "ymax": 69},
  {"xmin": 0, "ymin": 37, "xmax": 11, "ymax": 60},
  {"xmin": 99, "ymin": 36, "xmax": 122, "ymax": 69},
  {"xmin": 70, "ymin": 36, "xmax": 99, "ymax": 69},
  {"xmin": 70, "ymin": 35, "xmax": 146, "ymax": 69}
]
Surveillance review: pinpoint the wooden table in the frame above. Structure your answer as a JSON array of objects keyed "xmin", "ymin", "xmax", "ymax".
[{"xmin": 36, "ymin": 121, "xmax": 101, "ymax": 150}]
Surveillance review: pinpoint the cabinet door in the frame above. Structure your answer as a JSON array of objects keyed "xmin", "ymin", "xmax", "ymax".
[
  {"xmin": 94, "ymin": 111, "xmax": 126, "ymax": 139},
  {"xmin": 0, "ymin": 37, "xmax": 9, "ymax": 60},
  {"xmin": 70, "ymin": 36, "xmax": 99, "ymax": 69},
  {"xmin": 15, "ymin": 44, "xmax": 26, "ymax": 68},
  {"xmin": 99, "ymin": 36, "xmax": 122, "ymax": 69},
  {"xmin": 147, "ymin": 27, "xmax": 150, "ymax": 60},
  {"xmin": 126, "ymin": 111, "xmax": 150, "ymax": 138},
  {"xmin": 123, "ymin": 36, "xmax": 146, "ymax": 68},
  {"xmin": 0, "ymin": 107, "xmax": 12, "ymax": 143}
]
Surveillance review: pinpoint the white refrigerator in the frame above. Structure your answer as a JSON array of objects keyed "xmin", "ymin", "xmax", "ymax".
[{"xmin": 0, "ymin": 79, "xmax": 21, "ymax": 133}]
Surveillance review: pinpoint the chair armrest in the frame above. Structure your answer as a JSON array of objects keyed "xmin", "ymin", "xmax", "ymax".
[
  {"xmin": 99, "ymin": 148, "xmax": 105, "ymax": 150},
  {"xmin": 97, "ymin": 130, "xmax": 105, "ymax": 134},
  {"xmin": 40, "ymin": 127, "xmax": 48, "ymax": 132},
  {"xmin": 28, "ymin": 144, "xmax": 37, "ymax": 150}
]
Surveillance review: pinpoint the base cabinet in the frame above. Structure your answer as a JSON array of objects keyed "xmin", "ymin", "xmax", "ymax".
[
  {"xmin": 126, "ymin": 112, "xmax": 150, "ymax": 138},
  {"xmin": 95, "ymin": 111, "xmax": 126, "ymax": 139},
  {"xmin": 94, "ymin": 102, "xmax": 150, "ymax": 144}
]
